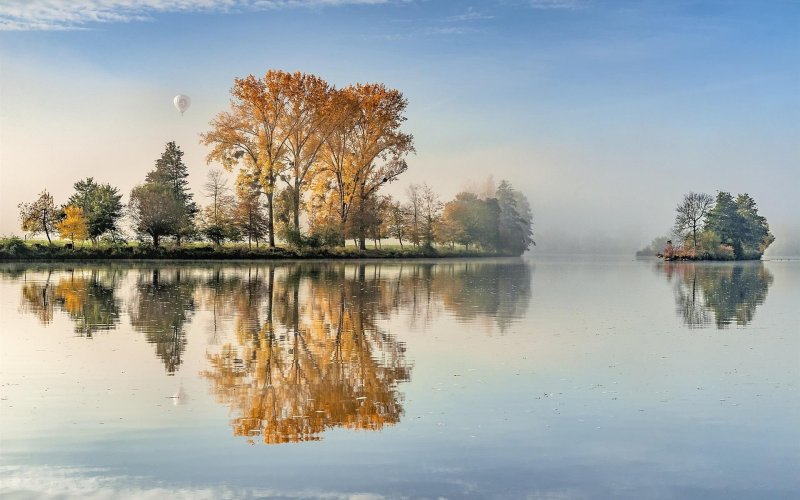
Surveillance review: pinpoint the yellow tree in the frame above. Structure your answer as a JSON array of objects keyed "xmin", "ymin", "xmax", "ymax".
[
  {"xmin": 202, "ymin": 72, "xmax": 293, "ymax": 248},
  {"xmin": 279, "ymin": 71, "xmax": 337, "ymax": 232},
  {"xmin": 318, "ymin": 84, "xmax": 414, "ymax": 249},
  {"xmin": 56, "ymin": 205, "xmax": 88, "ymax": 245},
  {"xmin": 202, "ymin": 264, "xmax": 411, "ymax": 444}
]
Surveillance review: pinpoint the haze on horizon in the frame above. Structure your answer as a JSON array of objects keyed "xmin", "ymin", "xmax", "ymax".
[{"xmin": 1, "ymin": 0, "xmax": 798, "ymax": 255}]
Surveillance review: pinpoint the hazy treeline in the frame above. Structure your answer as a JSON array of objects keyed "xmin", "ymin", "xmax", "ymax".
[{"xmin": 15, "ymin": 70, "xmax": 534, "ymax": 256}]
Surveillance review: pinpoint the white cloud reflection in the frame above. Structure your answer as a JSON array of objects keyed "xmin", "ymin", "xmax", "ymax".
[{"xmin": 0, "ymin": 465, "xmax": 386, "ymax": 500}]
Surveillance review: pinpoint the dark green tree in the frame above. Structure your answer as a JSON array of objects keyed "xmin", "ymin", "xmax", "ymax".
[
  {"xmin": 705, "ymin": 192, "xmax": 773, "ymax": 259},
  {"xmin": 735, "ymin": 193, "xmax": 775, "ymax": 258},
  {"xmin": 146, "ymin": 142, "xmax": 198, "ymax": 245},
  {"xmin": 67, "ymin": 178, "xmax": 124, "ymax": 243},
  {"xmin": 129, "ymin": 269, "xmax": 196, "ymax": 374}
]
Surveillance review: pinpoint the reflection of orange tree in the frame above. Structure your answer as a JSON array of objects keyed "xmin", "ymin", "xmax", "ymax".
[
  {"xmin": 20, "ymin": 269, "xmax": 121, "ymax": 336},
  {"xmin": 658, "ymin": 262, "xmax": 774, "ymax": 328},
  {"xmin": 129, "ymin": 269, "xmax": 196, "ymax": 374},
  {"xmin": 202, "ymin": 264, "xmax": 411, "ymax": 444}
]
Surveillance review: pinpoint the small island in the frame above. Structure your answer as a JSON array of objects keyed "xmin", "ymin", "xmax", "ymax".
[
  {"xmin": 640, "ymin": 191, "xmax": 774, "ymax": 261},
  {"xmin": 3, "ymin": 71, "xmax": 534, "ymax": 262}
]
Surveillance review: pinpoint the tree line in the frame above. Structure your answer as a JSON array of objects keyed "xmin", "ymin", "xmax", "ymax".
[
  {"xmin": 663, "ymin": 191, "xmax": 774, "ymax": 260},
  {"xmin": 17, "ymin": 70, "xmax": 534, "ymax": 256}
]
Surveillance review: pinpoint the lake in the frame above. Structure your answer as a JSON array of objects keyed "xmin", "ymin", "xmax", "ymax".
[{"xmin": 1, "ymin": 257, "xmax": 798, "ymax": 499}]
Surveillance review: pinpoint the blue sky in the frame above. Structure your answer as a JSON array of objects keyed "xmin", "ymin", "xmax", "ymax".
[{"xmin": 1, "ymin": 0, "xmax": 798, "ymax": 252}]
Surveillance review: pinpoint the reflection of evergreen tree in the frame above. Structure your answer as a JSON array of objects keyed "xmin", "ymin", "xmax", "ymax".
[
  {"xmin": 129, "ymin": 269, "xmax": 196, "ymax": 374},
  {"xmin": 658, "ymin": 262, "xmax": 773, "ymax": 328}
]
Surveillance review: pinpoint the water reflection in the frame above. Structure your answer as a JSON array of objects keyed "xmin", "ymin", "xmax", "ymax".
[
  {"xmin": 202, "ymin": 265, "xmax": 412, "ymax": 444},
  {"xmin": 129, "ymin": 269, "xmax": 197, "ymax": 374},
  {"xmin": 19, "ymin": 269, "xmax": 121, "ymax": 336},
  {"xmin": 3, "ymin": 260, "xmax": 531, "ymax": 443},
  {"xmin": 657, "ymin": 262, "xmax": 774, "ymax": 328}
]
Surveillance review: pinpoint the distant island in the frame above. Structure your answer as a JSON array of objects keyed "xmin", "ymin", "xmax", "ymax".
[
  {"xmin": 638, "ymin": 191, "xmax": 774, "ymax": 261},
  {"xmin": 4, "ymin": 70, "xmax": 534, "ymax": 262}
]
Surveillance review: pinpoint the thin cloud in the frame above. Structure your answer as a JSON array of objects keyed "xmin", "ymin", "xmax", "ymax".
[
  {"xmin": 0, "ymin": 0, "xmax": 392, "ymax": 31},
  {"xmin": 447, "ymin": 7, "xmax": 494, "ymax": 22},
  {"xmin": 529, "ymin": 0, "xmax": 586, "ymax": 9}
]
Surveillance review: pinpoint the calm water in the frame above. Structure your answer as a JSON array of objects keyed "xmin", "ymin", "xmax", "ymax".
[{"xmin": 0, "ymin": 258, "xmax": 797, "ymax": 499}]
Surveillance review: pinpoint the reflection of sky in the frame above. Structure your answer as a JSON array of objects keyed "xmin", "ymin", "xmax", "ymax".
[{"xmin": 1, "ymin": 260, "xmax": 799, "ymax": 498}]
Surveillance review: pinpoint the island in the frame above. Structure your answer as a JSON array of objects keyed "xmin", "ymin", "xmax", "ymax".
[{"xmin": 640, "ymin": 191, "xmax": 774, "ymax": 261}]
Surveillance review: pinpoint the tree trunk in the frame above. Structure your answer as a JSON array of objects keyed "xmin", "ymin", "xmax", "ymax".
[
  {"xmin": 266, "ymin": 193, "xmax": 275, "ymax": 248},
  {"xmin": 293, "ymin": 186, "xmax": 300, "ymax": 231},
  {"xmin": 153, "ymin": 233, "xmax": 160, "ymax": 248},
  {"xmin": 358, "ymin": 235, "xmax": 367, "ymax": 251},
  {"xmin": 398, "ymin": 237, "xmax": 403, "ymax": 249}
]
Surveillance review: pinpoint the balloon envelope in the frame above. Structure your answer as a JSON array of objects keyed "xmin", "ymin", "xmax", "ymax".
[{"xmin": 173, "ymin": 94, "xmax": 191, "ymax": 115}]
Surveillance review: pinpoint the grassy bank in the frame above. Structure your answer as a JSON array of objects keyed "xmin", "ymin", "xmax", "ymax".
[{"xmin": 0, "ymin": 237, "xmax": 514, "ymax": 261}]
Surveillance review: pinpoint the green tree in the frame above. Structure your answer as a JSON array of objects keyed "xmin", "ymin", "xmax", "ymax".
[
  {"xmin": 18, "ymin": 190, "xmax": 61, "ymax": 244},
  {"xmin": 67, "ymin": 178, "xmax": 124, "ymax": 243},
  {"xmin": 440, "ymin": 192, "xmax": 500, "ymax": 251},
  {"xmin": 496, "ymin": 180, "xmax": 534, "ymax": 255},
  {"xmin": 705, "ymin": 192, "xmax": 773, "ymax": 259},
  {"xmin": 147, "ymin": 141, "xmax": 198, "ymax": 245},
  {"xmin": 735, "ymin": 193, "xmax": 774, "ymax": 258},
  {"xmin": 128, "ymin": 183, "xmax": 182, "ymax": 248}
]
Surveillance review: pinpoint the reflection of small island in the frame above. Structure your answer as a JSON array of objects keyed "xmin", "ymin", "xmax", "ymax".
[
  {"xmin": 657, "ymin": 261, "xmax": 774, "ymax": 328},
  {"xmin": 640, "ymin": 191, "xmax": 774, "ymax": 261}
]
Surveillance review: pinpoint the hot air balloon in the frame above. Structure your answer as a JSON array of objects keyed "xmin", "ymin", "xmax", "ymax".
[{"xmin": 173, "ymin": 94, "xmax": 191, "ymax": 115}]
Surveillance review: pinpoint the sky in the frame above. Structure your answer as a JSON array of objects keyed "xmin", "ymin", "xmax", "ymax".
[{"xmin": 1, "ymin": 0, "xmax": 798, "ymax": 254}]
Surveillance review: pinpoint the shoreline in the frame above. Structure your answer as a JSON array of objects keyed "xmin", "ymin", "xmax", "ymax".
[{"xmin": 0, "ymin": 245, "xmax": 519, "ymax": 262}]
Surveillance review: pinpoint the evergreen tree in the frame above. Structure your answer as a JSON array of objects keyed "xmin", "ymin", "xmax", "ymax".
[
  {"xmin": 496, "ymin": 180, "xmax": 534, "ymax": 255},
  {"xmin": 146, "ymin": 142, "xmax": 198, "ymax": 245}
]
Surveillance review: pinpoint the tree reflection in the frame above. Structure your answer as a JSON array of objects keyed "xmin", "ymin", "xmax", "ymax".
[
  {"xmin": 7, "ymin": 259, "xmax": 533, "ymax": 433},
  {"xmin": 129, "ymin": 268, "xmax": 197, "ymax": 374},
  {"xmin": 202, "ymin": 264, "xmax": 411, "ymax": 444},
  {"xmin": 658, "ymin": 262, "xmax": 774, "ymax": 328},
  {"xmin": 430, "ymin": 261, "xmax": 532, "ymax": 332},
  {"xmin": 18, "ymin": 269, "xmax": 121, "ymax": 336}
]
